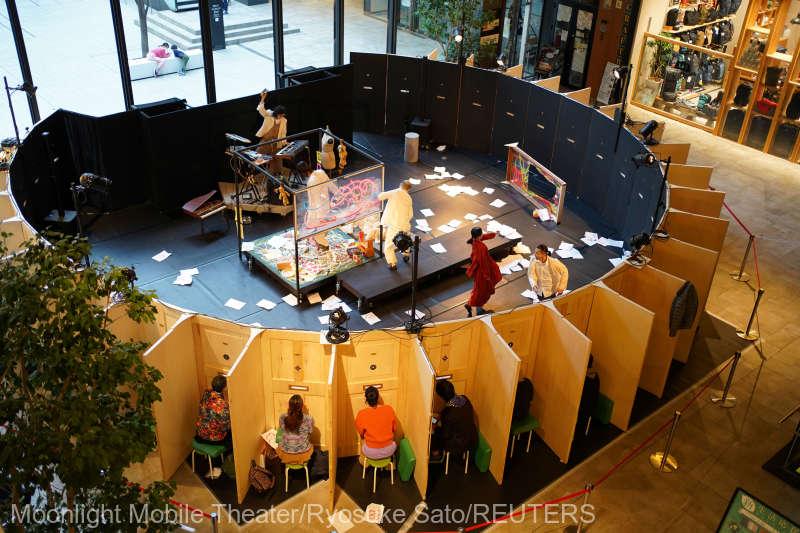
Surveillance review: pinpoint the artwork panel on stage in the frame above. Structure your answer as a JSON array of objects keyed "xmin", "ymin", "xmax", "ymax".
[{"xmin": 505, "ymin": 144, "xmax": 566, "ymax": 224}]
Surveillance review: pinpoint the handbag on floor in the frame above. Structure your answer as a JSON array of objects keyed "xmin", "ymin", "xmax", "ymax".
[{"xmin": 248, "ymin": 460, "xmax": 276, "ymax": 493}]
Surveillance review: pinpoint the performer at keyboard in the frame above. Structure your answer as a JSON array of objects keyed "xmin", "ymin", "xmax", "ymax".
[{"xmin": 255, "ymin": 90, "xmax": 287, "ymax": 155}]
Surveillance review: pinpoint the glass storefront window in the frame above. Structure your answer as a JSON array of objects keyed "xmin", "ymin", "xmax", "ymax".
[
  {"xmin": 344, "ymin": 0, "xmax": 389, "ymax": 60},
  {"xmin": 120, "ymin": 1, "xmax": 207, "ymax": 106},
  {"xmin": 283, "ymin": 0, "xmax": 334, "ymax": 72}
]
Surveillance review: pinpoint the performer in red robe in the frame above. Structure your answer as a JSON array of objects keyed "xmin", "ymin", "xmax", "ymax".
[{"xmin": 464, "ymin": 227, "xmax": 502, "ymax": 317}]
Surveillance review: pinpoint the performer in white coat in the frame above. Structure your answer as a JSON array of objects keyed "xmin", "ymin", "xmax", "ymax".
[
  {"xmin": 303, "ymin": 165, "xmax": 338, "ymax": 229},
  {"xmin": 527, "ymin": 243, "xmax": 569, "ymax": 299},
  {"xmin": 378, "ymin": 181, "xmax": 413, "ymax": 270}
]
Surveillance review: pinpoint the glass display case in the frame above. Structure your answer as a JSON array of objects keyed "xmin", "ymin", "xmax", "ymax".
[{"xmin": 232, "ymin": 129, "xmax": 385, "ymax": 299}]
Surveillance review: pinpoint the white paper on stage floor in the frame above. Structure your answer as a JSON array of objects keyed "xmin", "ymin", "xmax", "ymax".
[
  {"xmin": 430, "ymin": 243, "xmax": 447, "ymax": 254},
  {"xmin": 499, "ymin": 266, "xmax": 512, "ymax": 275},
  {"xmin": 556, "ymin": 248, "xmax": 573, "ymax": 259},
  {"xmin": 437, "ymin": 224, "xmax": 455, "ymax": 234},
  {"xmin": 447, "ymin": 190, "xmax": 460, "ymax": 197},
  {"xmin": 519, "ymin": 258, "xmax": 531, "ymax": 268},
  {"xmin": 307, "ymin": 292, "xmax": 322, "ymax": 304},
  {"xmin": 568, "ymin": 248, "xmax": 584, "ymax": 260},
  {"xmin": 180, "ymin": 267, "xmax": 199, "ymax": 277},
  {"xmin": 364, "ymin": 503, "xmax": 385, "ymax": 524},
  {"xmin": 580, "ymin": 237, "xmax": 597, "ymax": 246},
  {"xmin": 361, "ymin": 312, "xmax": 381, "ymax": 325},
  {"xmin": 425, "ymin": 174, "xmax": 443, "ymax": 180},
  {"xmin": 323, "ymin": 301, "xmax": 351, "ymax": 313},
  {"xmin": 318, "ymin": 315, "xmax": 329, "ymax": 325},
  {"xmin": 537, "ymin": 208, "xmax": 551, "ymax": 221},
  {"xmin": 599, "ymin": 237, "xmax": 624, "ymax": 248},
  {"xmin": 416, "ymin": 224, "xmax": 431, "ymax": 233},
  {"xmin": 152, "ymin": 250, "xmax": 171, "ymax": 262},
  {"xmin": 434, "ymin": 166, "xmax": 446, "ymax": 173},
  {"xmin": 416, "ymin": 218, "xmax": 431, "ymax": 226},
  {"xmin": 490, "ymin": 199, "xmax": 507, "ymax": 208},
  {"xmin": 322, "ymin": 294, "xmax": 341, "ymax": 305},
  {"xmin": 241, "ymin": 241, "xmax": 255, "ymax": 252},
  {"xmin": 609, "ymin": 257, "xmax": 624, "ymax": 267},
  {"xmin": 505, "ymin": 231, "xmax": 522, "ymax": 239},
  {"xmin": 447, "ymin": 219, "xmax": 462, "ymax": 228},
  {"xmin": 452, "ymin": 173, "xmax": 465, "ymax": 180},
  {"xmin": 405, "ymin": 309, "xmax": 425, "ymax": 319},
  {"xmin": 282, "ymin": 294, "xmax": 299, "ymax": 306},
  {"xmin": 464, "ymin": 213, "xmax": 478, "ymax": 221},
  {"xmin": 439, "ymin": 172, "xmax": 452, "ymax": 178},
  {"xmin": 509, "ymin": 263, "xmax": 522, "ymax": 272},
  {"xmin": 521, "ymin": 289, "xmax": 539, "ymax": 300},
  {"xmin": 436, "ymin": 145, "xmax": 446, "ymax": 152},
  {"xmin": 173, "ymin": 274, "xmax": 193, "ymax": 286},
  {"xmin": 257, "ymin": 299, "xmax": 277, "ymax": 311},
  {"xmin": 513, "ymin": 243, "xmax": 531, "ymax": 255},
  {"xmin": 224, "ymin": 298, "xmax": 246, "ymax": 310},
  {"xmin": 558, "ymin": 242, "xmax": 574, "ymax": 251},
  {"xmin": 486, "ymin": 220, "xmax": 502, "ymax": 233},
  {"xmin": 465, "ymin": 188, "xmax": 479, "ymax": 196},
  {"xmin": 500, "ymin": 254, "xmax": 522, "ymax": 267},
  {"xmin": 479, "ymin": 214, "xmax": 494, "ymax": 221},
  {"xmin": 483, "ymin": 187, "xmax": 495, "ymax": 195},
  {"xmin": 584, "ymin": 231, "xmax": 598, "ymax": 242},
  {"xmin": 408, "ymin": 178, "xmax": 421, "ymax": 185},
  {"xmin": 420, "ymin": 208, "xmax": 435, "ymax": 217}
]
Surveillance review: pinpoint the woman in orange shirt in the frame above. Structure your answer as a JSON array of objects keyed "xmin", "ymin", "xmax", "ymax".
[{"xmin": 355, "ymin": 386, "xmax": 397, "ymax": 459}]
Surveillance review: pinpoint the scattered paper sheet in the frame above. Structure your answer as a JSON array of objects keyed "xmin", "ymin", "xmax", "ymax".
[
  {"xmin": 437, "ymin": 224, "xmax": 455, "ymax": 234},
  {"xmin": 408, "ymin": 178, "xmax": 421, "ymax": 185},
  {"xmin": 514, "ymin": 243, "xmax": 531, "ymax": 255},
  {"xmin": 490, "ymin": 199, "xmax": 507, "ymax": 208},
  {"xmin": 180, "ymin": 267, "xmax": 199, "ymax": 276},
  {"xmin": 452, "ymin": 173, "xmax": 465, "ymax": 180},
  {"xmin": 241, "ymin": 241, "xmax": 255, "ymax": 252},
  {"xmin": 430, "ymin": 243, "xmax": 447, "ymax": 254},
  {"xmin": 519, "ymin": 258, "xmax": 531, "ymax": 268},
  {"xmin": 558, "ymin": 242, "xmax": 574, "ymax": 251},
  {"xmin": 339, "ymin": 303, "xmax": 352, "ymax": 313},
  {"xmin": 225, "ymin": 298, "xmax": 246, "ymax": 310},
  {"xmin": 282, "ymin": 294, "xmax": 298, "ymax": 306},
  {"xmin": 405, "ymin": 309, "xmax": 425, "ymax": 319},
  {"xmin": 521, "ymin": 289, "xmax": 539, "ymax": 300},
  {"xmin": 599, "ymin": 237, "xmax": 624, "ymax": 248},
  {"xmin": 257, "ymin": 299, "xmax": 277, "ymax": 310},
  {"xmin": 425, "ymin": 174, "xmax": 443, "ymax": 180},
  {"xmin": 322, "ymin": 294, "xmax": 341, "ymax": 306},
  {"xmin": 318, "ymin": 315, "xmax": 329, "ymax": 325},
  {"xmin": 556, "ymin": 249, "xmax": 573, "ymax": 259},
  {"xmin": 609, "ymin": 258, "xmax": 624, "ymax": 267},
  {"xmin": 307, "ymin": 292, "xmax": 322, "ymax": 304},
  {"xmin": 439, "ymin": 172, "xmax": 452, "ymax": 178},
  {"xmin": 420, "ymin": 208, "xmax": 435, "ymax": 217},
  {"xmin": 580, "ymin": 237, "xmax": 597, "ymax": 246},
  {"xmin": 416, "ymin": 218, "xmax": 431, "ymax": 227},
  {"xmin": 479, "ymin": 214, "xmax": 494, "ymax": 220},
  {"xmin": 416, "ymin": 224, "xmax": 431, "ymax": 232},
  {"xmin": 537, "ymin": 208, "xmax": 551, "ymax": 221},
  {"xmin": 483, "ymin": 187, "xmax": 495, "ymax": 195},
  {"xmin": 584, "ymin": 231, "xmax": 598, "ymax": 242},
  {"xmin": 464, "ymin": 213, "xmax": 478, "ymax": 221},
  {"xmin": 568, "ymin": 249, "xmax": 584, "ymax": 260},
  {"xmin": 328, "ymin": 510, "xmax": 354, "ymax": 533},
  {"xmin": 509, "ymin": 263, "xmax": 522, "ymax": 272},
  {"xmin": 436, "ymin": 145, "xmax": 446, "ymax": 152},
  {"xmin": 173, "ymin": 274, "xmax": 193, "ymax": 286},
  {"xmin": 447, "ymin": 219, "xmax": 462, "ymax": 228},
  {"xmin": 500, "ymin": 266, "xmax": 512, "ymax": 275},
  {"xmin": 362, "ymin": 312, "xmax": 381, "ymax": 325},
  {"xmin": 152, "ymin": 250, "xmax": 171, "ymax": 262},
  {"xmin": 365, "ymin": 503, "xmax": 385, "ymax": 524},
  {"xmin": 434, "ymin": 166, "xmax": 446, "ymax": 173}
]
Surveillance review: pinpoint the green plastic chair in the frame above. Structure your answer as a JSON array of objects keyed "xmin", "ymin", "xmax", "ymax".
[
  {"xmin": 362, "ymin": 456, "xmax": 394, "ymax": 493},
  {"xmin": 474, "ymin": 432, "xmax": 491, "ymax": 473},
  {"xmin": 509, "ymin": 414, "xmax": 540, "ymax": 457},
  {"xmin": 284, "ymin": 462, "xmax": 310, "ymax": 492},
  {"xmin": 191, "ymin": 438, "xmax": 226, "ymax": 478},
  {"xmin": 397, "ymin": 437, "xmax": 416, "ymax": 482}
]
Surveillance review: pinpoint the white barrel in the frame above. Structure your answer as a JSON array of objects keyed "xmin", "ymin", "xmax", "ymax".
[{"xmin": 404, "ymin": 132, "xmax": 420, "ymax": 163}]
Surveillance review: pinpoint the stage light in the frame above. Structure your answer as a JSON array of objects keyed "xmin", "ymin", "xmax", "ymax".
[
  {"xmin": 639, "ymin": 120, "xmax": 659, "ymax": 145},
  {"xmin": 326, "ymin": 306, "xmax": 350, "ymax": 344},
  {"xmin": 393, "ymin": 231, "xmax": 413, "ymax": 254},
  {"xmin": 632, "ymin": 152, "xmax": 657, "ymax": 167},
  {"xmin": 613, "ymin": 66, "xmax": 629, "ymax": 80}
]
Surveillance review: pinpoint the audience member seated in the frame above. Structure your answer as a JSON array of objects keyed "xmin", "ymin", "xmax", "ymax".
[
  {"xmin": 195, "ymin": 375, "xmax": 232, "ymax": 450},
  {"xmin": 277, "ymin": 394, "xmax": 314, "ymax": 464},
  {"xmin": 355, "ymin": 386, "xmax": 397, "ymax": 459},
  {"xmin": 512, "ymin": 377, "xmax": 534, "ymax": 423},
  {"xmin": 430, "ymin": 380, "xmax": 478, "ymax": 462}
]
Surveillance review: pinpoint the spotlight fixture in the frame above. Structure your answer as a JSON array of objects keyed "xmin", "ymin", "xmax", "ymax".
[
  {"xmin": 632, "ymin": 152, "xmax": 657, "ymax": 168},
  {"xmin": 393, "ymin": 231, "xmax": 413, "ymax": 254},
  {"xmin": 639, "ymin": 120, "xmax": 660, "ymax": 145},
  {"xmin": 78, "ymin": 172, "xmax": 113, "ymax": 194},
  {"xmin": 325, "ymin": 306, "xmax": 350, "ymax": 344},
  {"xmin": 613, "ymin": 65, "xmax": 629, "ymax": 80}
]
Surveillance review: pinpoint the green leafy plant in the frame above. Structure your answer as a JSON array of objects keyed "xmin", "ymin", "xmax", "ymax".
[
  {"xmin": 0, "ymin": 233, "xmax": 176, "ymax": 532},
  {"xmin": 415, "ymin": 0, "xmax": 484, "ymax": 62},
  {"xmin": 647, "ymin": 38, "xmax": 674, "ymax": 79}
]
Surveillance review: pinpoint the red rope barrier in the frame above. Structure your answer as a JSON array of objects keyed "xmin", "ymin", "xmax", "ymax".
[
  {"xmin": 721, "ymin": 201, "xmax": 753, "ymax": 237},
  {"xmin": 717, "ymin": 197, "xmax": 762, "ymax": 289}
]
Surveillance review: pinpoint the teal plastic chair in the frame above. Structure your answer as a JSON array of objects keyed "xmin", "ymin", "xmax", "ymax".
[
  {"xmin": 509, "ymin": 414, "xmax": 540, "ymax": 457},
  {"xmin": 191, "ymin": 439, "xmax": 226, "ymax": 477}
]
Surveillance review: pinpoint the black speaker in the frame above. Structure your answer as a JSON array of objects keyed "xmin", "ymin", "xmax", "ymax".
[
  {"xmin": 424, "ymin": 60, "xmax": 460, "ymax": 146},
  {"xmin": 351, "ymin": 52, "xmax": 387, "ymax": 133},
  {"xmin": 523, "ymin": 84, "xmax": 561, "ymax": 166},
  {"xmin": 490, "ymin": 76, "xmax": 530, "ymax": 158},
  {"xmin": 385, "ymin": 55, "xmax": 423, "ymax": 135},
  {"xmin": 457, "ymin": 66, "xmax": 498, "ymax": 153}
]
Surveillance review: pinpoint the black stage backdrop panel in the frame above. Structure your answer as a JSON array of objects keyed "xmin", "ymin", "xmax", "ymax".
[
  {"xmin": 424, "ymin": 60, "xmax": 460, "ymax": 146},
  {"xmin": 621, "ymin": 156, "xmax": 663, "ymax": 241},
  {"xmin": 490, "ymin": 76, "xmax": 530, "ymax": 158},
  {"xmin": 10, "ymin": 112, "xmax": 77, "ymax": 227},
  {"xmin": 385, "ymin": 55, "xmax": 422, "ymax": 135},
  {"xmin": 523, "ymin": 84, "xmax": 561, "ymax": 166},
  {"xmin": 457, "ymin": 66, "xmax": 497, "ymax": 153},
  {"xmin": 550, "ymin": 96, "xmax": 591, "ymax": 196},
  {"xmin": 579, "ymin": 112, "xmax": 617, "ymax": 214},
  {"xmin": 603, "ymin": 130, "xmax": 641, "ymax": 235},
  {"xmin": 351, "ymin": 52, "xmax": 387, "ymax": 133}
]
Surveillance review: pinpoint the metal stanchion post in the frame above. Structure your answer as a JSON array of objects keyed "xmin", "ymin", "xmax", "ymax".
[
  {"xmin": 712, "ymin": 352, "xmax": 742, "ymax": 407},
  {"xmin": 576, "ymin": 483, "xmax": 594, "ymax": 533},
  {"xmin": 650, "ymin": 410, "xmax": 681, "ymax": 472},
  {"xmin": 737, "ymin": 288, "xmax": 765, "ymax": 341},
  {"xmin": 211, "ymin": 512, "xmax": 219, "ymax": 533},
  {"xmin": 729, "ymin": 235, "xmax": 754, "ymax": 282}
]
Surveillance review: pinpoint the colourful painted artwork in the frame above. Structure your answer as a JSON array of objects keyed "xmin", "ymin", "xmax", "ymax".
[{"xmin": 505, "ymin": 143, "xmax": 566, "ymax": 224}]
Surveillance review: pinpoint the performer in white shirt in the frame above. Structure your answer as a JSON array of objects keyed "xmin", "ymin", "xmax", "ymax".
[
  {"xmin": 528, "ymin": 244, "xmax": 569, "ymax": 299},
  {"xmin": 255, "ymin": 90, "xmax": 287, "ymax": 154},
  {"xmin": 299, "ymin": 162, "xmax": 338, "ymax": 229},
  {"xmin": 378, "ymin": 181, "xmax": 413, "ymax": 270}
]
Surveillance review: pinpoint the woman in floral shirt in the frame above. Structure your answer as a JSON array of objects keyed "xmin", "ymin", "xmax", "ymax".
[{"xmin": 195, "ymin": 375, "xmax": 231, "ymax": 449}]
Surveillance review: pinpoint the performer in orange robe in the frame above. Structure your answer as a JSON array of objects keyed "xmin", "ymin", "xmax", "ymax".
[{"xmin": 464, "ymin": 227, "xmax": 502, "ymax": 317}]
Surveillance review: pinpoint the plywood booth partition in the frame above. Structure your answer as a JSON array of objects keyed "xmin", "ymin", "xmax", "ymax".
[
  {"xmin": 668, "ymin": 185, "xmax": 725, "ymax": 218},
  {"xmin": 143, "ymin": 314, "xmax": 254, "ymax": 482},
  {"xmin": 649, "ymin": 237, "xmax": 719, "ymax": 363},
  {"xmin": 421, "ymin": 319, "xmax": 519, "ymax": 484},
  {"xmin": 662, "ymin": 208, "xmax": 729, "ymax": 254},
  {"xmin": 335, "ymin": 330, "xmax": 434, "ymax": 498},
  {"xmin": 492, "ymin": 305, "xmax": 590, "ymax": 464},
  {"xmin": 667, "ymin": 163, "xmax": 714, "ymax": 189},
  {"xmin": 535, "ymin": 76, "xmax": 561, "ymax": 91},
  {"xmin": 602, "ymin": 265, "xmax": 686, "ymax": 397},
  {"xmin": 553, "ymin": 284, "xmax": 653, "ymax": 430},
  {"xmin": 565, "ymin": 87, "xmax": 591, "ymax": 105},
  {"xmin": 105, "ymin": 303, "xmax": 162, "ymax": 345},
  {"xmin": 650, "ymin": 142, "xmax": 691, "ymax": 164},
  {"xmin": 153, "ymin": 299, "xmax": 189, "ymax": 336}
]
